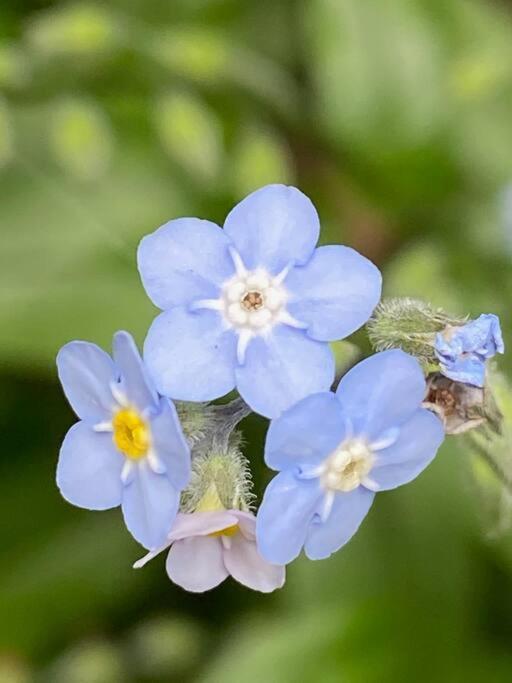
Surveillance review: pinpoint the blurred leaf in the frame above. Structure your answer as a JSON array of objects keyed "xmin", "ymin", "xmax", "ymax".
[
  {"xmin": 458, "ymin": 193, "xmax": 509, "ymax": 261},
  {"xmin": 384, "ymin": 241, "xmax": 462, "ymax": 312},
  {"xmin": 148, "ymin": 27, "xmax": 300, "ymax": 120},
  {"xmin": 451, "ymin": 54, "xmax": 510, "ymax": 103},
  {"xmin": 0, "ymin": 512, "xmax": 140, "ymax": 655},
  {"xmin": 445, "ymin": 0, "xmax": 512, "ymax": 185},
  {"xmin": 154, "ymin": 91, "xmax": 223, "ymax": 184},
  {"xmin": 468, "ymin": 445, "xmax": 512, "ymax": 539},
  {"xmin": 199, "ymin": 609, "xmax": 346, "ymax": 683},
  {"xmin": 0, "ymin": 657, "xmax": 32, "ymax": 683},
  {"xmin": 127, "ymin": 616, "xmax": 205, "ymax": 679},
  {"xmin": 305, "ymin": 0, "xmax": 446, "ymax": 151},
  {"xmin": 49, "ymin": 99, "xmax": 114, "ymax": 181},
  {"xmin": 229, "ymin": 125, "xmax": 293, "ymax": 198},
  {"xmin": 501, "ymin": 184, "xmax": 512, "ymax": 257},
  {"xmin": 464, "ymin": 367, "xmax": 512, "ymax": 538},
  {"xmin": 452, "ymin": 103, "xmax": 512, "ymax": 187},
  {"xmin": 150, "ymin": 27, "xmax": 230, "ymax": 83},
  {"xmin": 0, "ymin": 152, "xmax": 188, "ymax": 369},
  {"xmin": 0, "ymin": 98, "xmax": 14, "ymax": 169},
  {"xmin": 330, "ymin": 339, "xmax": 360, "ymax": 376},
  {"xmin": 25, "ymin": 3, "xmax": 120, "ymax": 57},
  {"xmin": 226, "ymin": 46, "xmax": 300, "ymax": 122},
  {"xmin": 447, "ymin": 0, "xmax": 512, "ymax": 100},
  {"xmin": 0, "ymin": 43, "xmax": 30, "ymax": 89},
  {"xmin": 46, "ymin": 640, "xmax": 125, "ymax": 683}
]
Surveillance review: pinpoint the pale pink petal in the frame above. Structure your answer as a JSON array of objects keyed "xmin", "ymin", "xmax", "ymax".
[
  {"xmin": 168, "ymin": 511, "xmax": 238, "ymax": 542},
  {"xmin": 232, "ymin": 510, "xmax": 256, "ymax": 540},
  {"xmin": 133, "ymin": 511, "xmax": 240, "ymax": 570},
  {"xmin": 223, "ymin": 534, "xmax": 285, "ymax": 593},
  {"xmin": 166, "ymin": 536, "xmax": 228, "ymax": 592}
]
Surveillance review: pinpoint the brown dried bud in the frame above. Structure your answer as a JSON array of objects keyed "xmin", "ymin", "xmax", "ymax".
[{"xmin": 424, "ymin": 373, "xmax": 487, "ymax": 435}]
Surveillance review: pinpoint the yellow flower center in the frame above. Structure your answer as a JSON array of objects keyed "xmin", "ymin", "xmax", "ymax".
[
  {"xmin": 194, "ymin": 482, "xmax": 240, "ymax": 538},
  {"xmin": 209, "ymin": 523, "xmax": 239, "ymax": 538},
  {"xmin": 321, "ymin": 439, "xmax": 374, "ymax": 492},
  {"xmin": 112, "ymin": 409, "xmax": 150, "ymax": 459}
]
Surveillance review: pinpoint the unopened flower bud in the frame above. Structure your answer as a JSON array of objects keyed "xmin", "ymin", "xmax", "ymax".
[
  {"xmin": 180, "ymin": 436, "xmax": 255, "ymax": 513},
  {"xmin": 367, "ymin": 298, "xmax": 464, "ymax": 368}
]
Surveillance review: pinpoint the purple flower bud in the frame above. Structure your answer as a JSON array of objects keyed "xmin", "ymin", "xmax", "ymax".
[{"xmin": 435, "ymin": 314, "xmax": 504, "ymax": 388}]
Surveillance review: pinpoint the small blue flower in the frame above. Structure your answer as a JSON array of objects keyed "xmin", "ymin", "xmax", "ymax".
[
  {"xmin": 56, "ymin": 331, "xmax": 191, "ymax": 550},
  {"xmin": 435, "ymin": 314, "xmax": 504, "ymax": 388},
  {"xmin": 137, "ymin": 184, "xmax": 382, "ymax": 418},
  {"xmin": 256, "ymin": 350, "xmax": 445, "ymax": 564}
]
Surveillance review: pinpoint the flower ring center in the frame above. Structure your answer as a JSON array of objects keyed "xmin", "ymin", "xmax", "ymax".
[
  {"xmin": 321, "ymin": 439, "xmax": 374, "ymax": 492},
  {"xmin": 113, "ymin": 409, "xmax": 150, "ymax": 459},
  {"xmin": 222, "ymin": 268, "xmax": 287, "ymax": 332},
  {"xmin": 241, "ymin": 290, "xmax": 264, "ymax": 311},
  {"xmin": 192, "ymin": 251, "xmax": 306, "ymax": 363}
]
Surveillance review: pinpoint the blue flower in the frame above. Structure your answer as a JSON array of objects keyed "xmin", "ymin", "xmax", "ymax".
[
  {"xmin": 435, "ymin": 314, "xmax": 504, "ymax": 388},
  {"xmin": 256, "ymin": 350, "xmax": 445, "ymax": 564},
  {"xmin": 138, "ymin": 184, "xmax": 382, "ymax": 418},
  {"xmin": 56, "ymin": 331, "xmax": 191, "ymax": 550}
]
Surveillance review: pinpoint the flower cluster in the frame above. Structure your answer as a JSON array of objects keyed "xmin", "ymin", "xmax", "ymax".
[{"xmin": 55, "ymin": 184, "xmax": 505, "ymax": 594}]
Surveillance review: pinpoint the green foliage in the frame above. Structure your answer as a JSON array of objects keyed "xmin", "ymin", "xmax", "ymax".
[
  {"xmin": 229, "ymin": 125, "xmax": 293, "ymax": 198},
  {"xmin": 49, "ymin": 98, "xmax": 114, "ymax": 180},
  {"xmin": 465, "ymin": 369, "xmax": 512, "ymax": 535},
  {"xmin": 26, "ymin": 3, "xmax": 120, "ymax": 57},
  {"xmin": 0, "ymin": 97, "xmax": 13, "ymax": 168},
  {"xmin": 154, "ymin": 90, "xmax": 224, "ymax": 184}
]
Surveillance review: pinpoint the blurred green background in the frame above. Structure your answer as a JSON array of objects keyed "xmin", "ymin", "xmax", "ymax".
[{"xmin": 2, "ymin": 0, "xmax": 512, "ymax": 681}]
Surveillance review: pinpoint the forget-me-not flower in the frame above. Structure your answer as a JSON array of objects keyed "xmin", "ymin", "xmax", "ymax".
[
  {"xmin": 56, "ymin": 331, "xmax": 191, "ymax": 549},
  {"xmin": 138, "ymin": 184, "xmax": 382, "ymax": 418},
  {"xmin": 134, "ymin": 510, "xmax": 285, "ymax": 593},
  {"xmin": 256, "ymin": 350, "xmax": 445, "ymax": 564},
  {"xmin": 435, "ymin": 314, "xmax": 504, "ymax": 388}
]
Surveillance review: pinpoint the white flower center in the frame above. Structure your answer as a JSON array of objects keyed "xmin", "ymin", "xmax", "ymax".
[
  {"xmin": 191, "ymin": 248, "xmax": 306, "ymax": 363},
  {"xmin": 222, "ymin": 268, "xmax": 287, "ymax": 332},
  {"xmin": 320, "ymin": 438, "xmax": 375, "ymax": 493}
]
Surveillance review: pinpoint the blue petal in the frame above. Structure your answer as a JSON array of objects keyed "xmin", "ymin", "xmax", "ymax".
[
  {"xmin": 256, "ymin": 470, "xmax": 322, "ymax": 565},
  {"xmin": 286, "ymin": 245, "xmax": 382, "ymax": 341},
  {"xmin": 439, "ymin": 356, "xmax": 486, "ymax": 388},
  {"xmin": 435, "ymin": 314, "xmax": 504, "ymax": 388},
  {"xmin": 144, "ymin": 307, "xmax": 237, "ymax": 402},
  {"xmin": 335, "ymin": 350, "xmax": 426, "ymax": 439},
  {"xmin": 485, "ymin": 314, "xmax": 505, "ymax": 355},
  {"xmin": 150, "ymin": 397, "xmax": 191, "ymax": 490},
  {"xmin": 137, "ymin": 217, "xmax": 235, "ymax": 309},
  {"xmin": 453, "ymin": 314, "xmax": 503, "ymax": 357},
  {"xmin": 121, "ymin": 463, "xmax": 180, "ymax": 549},
  {"xmin": 305, "ymin": 487, "xmax": 375, "ymax": 560},
  {"xmin": 57, "ymin": 341, "xmax": 116, "ymax": 422},
  {"xmin": 57, "ymin": 422, "xmax": 123, "ymax": 510},
  {"xmin": 235, "ymin": 326, "xmax": 335, "ymax": 419},
  {"xmin": 370, "ymin": 409, "xmax": 444, "ymax": 491},
  {"xmin": 113, "ymin": 331, "xmax": 158, "ymax": 411},
  {"xmin": 265, "ymin": 392, "xmax": 345, "ymax": 471},
  {"xmin": 223, "ymin": 184, "xmax": 319, "ymax": 273}
]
